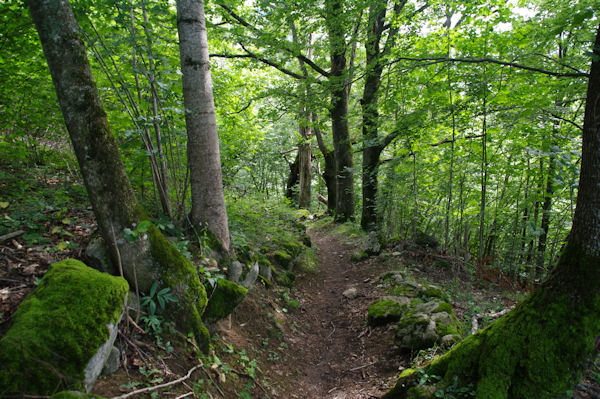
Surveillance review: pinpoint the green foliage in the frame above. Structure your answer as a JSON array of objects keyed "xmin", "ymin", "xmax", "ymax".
[{"xmin": 139, "ymin": 281, "xmax": 178, "ymax": 337}]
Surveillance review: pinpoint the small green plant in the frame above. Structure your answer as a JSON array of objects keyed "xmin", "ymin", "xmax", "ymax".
[{"xmin": 139, "ymin": 282, "xmax": 178, "ymax": 340}]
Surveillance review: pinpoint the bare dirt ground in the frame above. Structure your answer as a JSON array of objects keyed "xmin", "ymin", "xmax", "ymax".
[{"xmin": 253, "ymin": 229, "xmax": 405, "ymax": 399}]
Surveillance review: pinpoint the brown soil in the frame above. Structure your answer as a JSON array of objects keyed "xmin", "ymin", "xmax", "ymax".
[{"xmin": 220, "ymin": 228, "xmax": 405, "ymax": 399}]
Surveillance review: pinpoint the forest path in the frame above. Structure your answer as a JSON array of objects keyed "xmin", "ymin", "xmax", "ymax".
[{"xmin": 275, "ymin": 228, "xmax": 401, "ymax": 399}]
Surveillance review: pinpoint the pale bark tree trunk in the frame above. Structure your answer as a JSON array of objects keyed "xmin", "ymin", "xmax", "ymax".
[
  {"xmin": 28, "ymin": 0, "xmax": 210, "ymax": 352},
  {"xmin": 176, "ymin": 0, "xmax": 231, "ymax": 254},
  {"xmin": 384, "ymin": 24, "xmax": 600, "ymax": 399}
]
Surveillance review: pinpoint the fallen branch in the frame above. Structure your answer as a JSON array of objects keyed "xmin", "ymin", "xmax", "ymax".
[
  {"xmin": 471, "ymin": 307, "xmax": 514, "ymax": 335},
  {"xmin": 0, "ymin": 230, "xmax": 25, "ymax": 243},
  {"xmin": 349, "ymin": 361, "xmax": 377, "ymax": 372},
  {"xmin": 111, "ymin": 364, "xmax": 202, "ymax": 399}
]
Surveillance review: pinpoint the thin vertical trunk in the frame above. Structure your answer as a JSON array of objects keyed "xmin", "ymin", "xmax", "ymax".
[
  {"xmin": 141, "ymin": 2, "xmax": 172, "ymax": 218},
  {"xmin": 176, "ymin": 0, "xmax": 231, "ymax": 254},
  {"xmin": 537, "ymin": 155, "xmax": 555, "ymax": 271},
  {"xmin": 478, "ymin": 67, "xmax": 488, "ymax": 261}
]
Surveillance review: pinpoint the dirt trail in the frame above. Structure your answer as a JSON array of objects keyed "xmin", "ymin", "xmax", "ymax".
[{"xmin": 276, "ymin": 229, "xmax": 402, "ymax": 399}]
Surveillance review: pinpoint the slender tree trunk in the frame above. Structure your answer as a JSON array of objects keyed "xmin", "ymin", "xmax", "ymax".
[
  {"xmin": 176, "ymin": 0, "xmax": 231, "ymax": 254},
  {"xmin": 536, "ymin": 154, "xmax": 555, "ymax": 272},
  {"xmin": 325, "ymin": 0, "xmax": 354, "ymax": 222},
  {"xmin": 28, "ymin": 0, "xmax": 211, "ymax": 351},
  {"xmin": 298, "ymin": 129, "xmax": 312, "ymax": 209},
  {"xmin": 384, "ymin": 24, "xmax": 600, "ymax": 399},
  {"xmin": 285, "ymin": 153, "xmax": 300, "ymax": 202},
  {"xmin": 141, "ymin": 2, "xmax": 172, "ymax": 219}
]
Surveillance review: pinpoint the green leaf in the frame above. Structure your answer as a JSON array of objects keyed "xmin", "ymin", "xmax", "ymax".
[
  {"xmin": 137, "ymin": 220, "xmax": 152, "ymax": 233},
  {"xmin": 0, "ymin": 201, "xmax": 9, "ymax": 209},
  {"xmin": 150, "ymin": 281, "xmax": 158, "ymax": 298}
]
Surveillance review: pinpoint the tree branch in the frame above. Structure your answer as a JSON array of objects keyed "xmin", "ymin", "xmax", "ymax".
[
  {"xmin": 216, "ymin": 3, "xmax": 330, "ymax": 77},
  {"xmin": 386, "ymin": 56, "xmax": 589, "ymax": 78}
]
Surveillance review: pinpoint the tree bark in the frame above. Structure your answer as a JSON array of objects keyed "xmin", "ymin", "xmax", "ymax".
[
  {"xmin": 28, "ymin": 0, "xmax": 211, "ymax": 352},
  {"xmin": 314, "ymin": 116, "xmax": 336, "ymax": 214},
  {"xmin": 176, "ymin": 0, "xmax": 231, "ymax": 254},
  {"xmin": 383, "ymin": 24, "xmax": 600, "ymax": 399},
  {"xmin": 325, "ymin": 0, "xmax": 354, "ymax": 222}
]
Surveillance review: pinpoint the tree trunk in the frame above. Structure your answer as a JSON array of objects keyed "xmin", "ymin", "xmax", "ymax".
[
  {"xmin": 28, "ymin": 0, "xmax": 211, "ymax": 352},
  {"xmin": 298, "ymin": 138, "xmax": 312, "ymax": 209},
  {"xmin": 285, "ymin": 153, "xmax": 300, "ymax": 202},
  {"xmin": 314, "ymin": 114, "xmax": 337, "ymax": 214},
  {"xmin": 383, "ymin": 24, "xmax": 600, "ymax": 399},
  {"xmin": 176, "ymin": 0, "xmax": 231, "ymax": 254},
  {"xmin": 325, "ymin": 0, "xmax": 354, "ymax": 222}
]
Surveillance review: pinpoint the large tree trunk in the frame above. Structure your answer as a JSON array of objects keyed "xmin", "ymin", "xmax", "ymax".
[
  {"xmin": 325, "ymin": 0, "xmax": 354, "ymax": 222},
  {"xmin": 384, "ymin": 24, "xmax": 600, "ymax": 399},
  {"xmin": 28, "ymin": 0, "xmax": 210, "ymax": 352},
  {"xmin": 176, "ymin": 0, "xmax": 231, "ymax": 255}
]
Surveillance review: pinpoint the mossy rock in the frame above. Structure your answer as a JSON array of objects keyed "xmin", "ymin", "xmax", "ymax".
[
  {"xmin": 275, "ymin": 270, "xmax": 296, "ymax": 287},
  {"xmin": 351, "ymin": 250, "xmax": 368, "ymax": 262},
  {"xmin": 418, "ymin": 284, "xmax": 449, "ymax": 302},
  {"xmin": 274, "ymin": 237, "xmax": 302, "ymax": 257},
  {"xmin": 377, "ymin": 270, "xmax": 405, "ymax": 285},
  {"xmin": 147, "ymin": 224, "xmax": 210, "ymax": 353},
  {"xmin": 368, "ymin": 296, "xmax": 411, "ymax": 326},
  {"xmin": 394, "ymin": 300, "xmax": 462, "ymax": 351},
  {"xmin": 294, "ymin": 209, "xmax": 311, "ymax": 220},
  {"xmin": 0, "ymin": 260, "xmax": 128, "ymax": 395},
  {"xmin": 273, "ymin": 250, "xmax": 293, "ymax": 268},
  {"xmin": 203, "ymin": 278, "xmax": 247, "ymax": 324}
]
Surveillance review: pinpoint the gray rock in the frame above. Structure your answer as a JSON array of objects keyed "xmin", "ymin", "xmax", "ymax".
[
  {"xmin": 85, "ymin": 235, "xmax": 114, "ymax": 274},
  {"xmin": 343, "ymin": 287, "xmax": 358, "ymax": 299},
  {"xmin": 83, "ymin": 293, "xmax": 127, "ymax": 392},
  {"xmin": 229, "ymin": 261, "xmax": 244, "ymax": 284},
  {"xmin": 362, "ymin": 231, "xmax": 381, "ymax": 255},
  {"xmin": 240, "ymin": 262, "xmax": 259, "ymax": 288},
  {"xmin": 101, "ymin": 346, "xmax": 121, "ymax": 376},
  {"xmin": 259, "ymin": 262, "xmax": 272, "ymax": 281}
]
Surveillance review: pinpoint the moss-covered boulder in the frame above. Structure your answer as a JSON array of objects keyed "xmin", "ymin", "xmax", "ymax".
[
  {"xmin": 0, "ymin": 260, "xmax": 128, "ymax": 395},
  {"xmin": 273, "ymin": 250, "xmax": 293, "ymax": 268},
  {"xmin": 296, "ymin": 248, "xmax": 318, "ymax": 273},
  {"xmin": 351, "ymin": 249, "xmax": 368, "ymax": 262},
  {"xmin": 388, "ymin": 282, "xmax": 448, "ymax": 302},
  {"xmin": 274, "ymin": 237, "xmax": 302, "ymax": 257},
  {"xmin": 203, "ymin": 278, "xmax": 247, "ymax": 324},
  {"xmin": 146, "ymin": 224, "xmax": 210, "ymax": 354},
  {"xmin": 368, "ymin": 296, "xmax": 411, "ymax": 326},
  {"xmin": 395, "ymin": 300, "xmax": 462, "ymax": 351}
]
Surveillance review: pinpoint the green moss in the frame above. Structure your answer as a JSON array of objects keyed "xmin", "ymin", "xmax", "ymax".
[
  {"xmin": 51, "ymin": 391, "xmax": 105, "ymax": 399},
  {"xmin": 203, "ymin": 278, "xmax": 247, "ymax": 324},
  {"xmin": 296, "ymin": 248, "xmax": 318, "ymax": 273},
  {"xmin": 434, "ymin": 302, "xmax": 453, "ymax": 314},
  {"xmin": 419, "ymin": 285, "xmax": 448, "ymax": 302},
  {"xmin": 273, "ymin": 250, "xmax": 293, "ymax": 268},
  {"xmin": 351, "ymin": 250, "xmax": 368, "ymax": 262},
  {"xmin": 275, "ymin": 270, "xmax": 296, "ymax": 287},
  {"xmin": 274, "ymin": 237, "xmax": 302, "ymax": 257},
  {"xmin": 147, "ymin": 224, "xmax": 210, "ymax": 353},
  {"xmin": 387, "ymin": 244, "xmax": 600, "ymax": 398},
  {"xmin": 0, "ymin": 260, "xmax": 128, "ymax": 394},
  {"xmin": 368, "ymin": 298, "xmax": 408, "ymax": 326}
]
